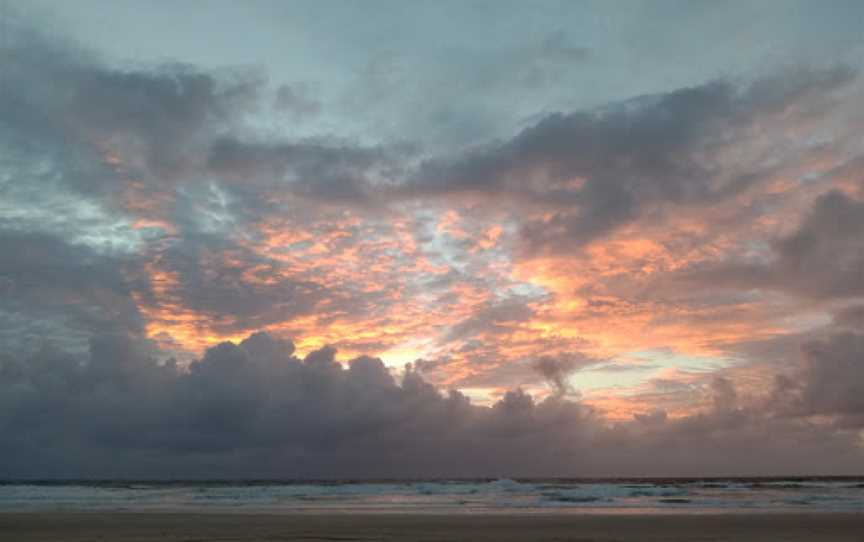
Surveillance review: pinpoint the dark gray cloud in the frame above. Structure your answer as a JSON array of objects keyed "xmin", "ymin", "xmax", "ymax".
[
  {"xmin": 531, "ymin": 355, "xmax": 588, "ymax": 398},
  {"xmin": 444, "ymin": 300, "xmax": 535, "ymax": 342},
  {"xmin": 680, "ymin": 190, "xmax": 864, "ymax": 301},
  {"xmin": 774, "ymin": 332, "xmax": 864, "ymax": 422},
  {"xmin": 135, "ymin": 236, "xmax": 324, "ymax": 335},
  {"xmin": 1, "ymin": 13, "xmax": 261, "ymax": 194},
  {"xmin": 833, "ymin": 305, "xmax": 864, "ymax": 330},
  {"xmin": 406, "ymin": 68, "xmax": 856, "ymax": 252},
  {"xmin": 0, "ymin": 232, "xmax": 143, "ymax": 354},
  {"xmin": 205, "ymin": 137, "xmax": 397, "ymax": 205},
  {"xmin": 709, "ymin": 377, "xmax": 738, "ymax": 412},
  {"xmin": 0, "ymin": 331, "xmax": 861, "ymax": 479},
  {"xmin": 772, "ymin": 191, "xmax": 864, "ymax": 299},
  {"xmin": 2, "ymin": 11, "xmax": 393, "ymax": 213}
]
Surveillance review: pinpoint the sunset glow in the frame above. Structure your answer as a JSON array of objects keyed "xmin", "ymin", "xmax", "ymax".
[{"xmin": 2, "ymin": 0, "xmax": 864, "ymax": 478}]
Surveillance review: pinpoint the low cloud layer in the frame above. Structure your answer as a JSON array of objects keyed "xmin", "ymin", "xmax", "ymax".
[{"xmin": 0, "ymin": 331, "xmax": 861, "ymax": 479}]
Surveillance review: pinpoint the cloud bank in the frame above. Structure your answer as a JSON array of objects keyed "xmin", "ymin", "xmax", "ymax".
[{"xmin": 0, "ymin": 331, "xmax": 861, "ymax": 479}]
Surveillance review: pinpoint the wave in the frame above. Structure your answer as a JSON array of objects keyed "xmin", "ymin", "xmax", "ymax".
[{"xmin": 1, "ymin": 478, "xmax": 862, "ymax": 513}]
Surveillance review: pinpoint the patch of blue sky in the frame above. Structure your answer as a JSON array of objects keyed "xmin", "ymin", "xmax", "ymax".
[{"xmin": 572, "ymin": 349, "xmax": 729, "ymax": 393}]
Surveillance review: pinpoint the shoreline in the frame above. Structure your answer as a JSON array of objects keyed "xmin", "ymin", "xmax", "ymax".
[
  {"xmin": 0, "ymin": 506, "xmax": 860, "ymax": 515},
  {"xmin": 1, "ymin": 511, "xmax": 863, "ymax": 541}
]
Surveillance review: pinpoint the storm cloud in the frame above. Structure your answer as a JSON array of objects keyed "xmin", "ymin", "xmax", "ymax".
[{"xmin": 0, "ymin": 330, "xmax": 861, "ymax": 478}]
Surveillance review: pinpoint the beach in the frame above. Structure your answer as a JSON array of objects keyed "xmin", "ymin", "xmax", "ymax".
[{"xmin": 1, "ymin": 512, "xmax": 863, "ymax": 541}]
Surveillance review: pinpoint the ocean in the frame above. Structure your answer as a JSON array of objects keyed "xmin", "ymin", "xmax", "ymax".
[{"xmin": 1, "ymin": 478, "xmax": 862, "ymax": 514}]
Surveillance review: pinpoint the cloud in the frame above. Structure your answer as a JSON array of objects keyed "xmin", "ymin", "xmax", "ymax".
[
  {"xmin": 205, "ymin": 137, "xmax": 395, "ymax": 205},
  {"xmin": 531, "ymin": 355, "xmax": 586, "ymax": 397},
  {"xmin": 0, "ymin": 14, "xmax": 408, "ymax": 354},
  {"xmin": 0, "ymin": 232, "xmax": 144, "ymax": 355},
  {"xmin": 3, "ymin": 7, "xmax": 864, "ymax": 479},
  {"xmin": 444, "ymin": 300, "xmax": 535, "ymax": 342},
  {"xmin": 776, "ymin": 332, "xmax": 864, "ymax": 422},
  {"xmin": 0, "ymin": 331, "xmax": 862, "ymax": 478},
  {"xmin": 709, "ymin": 376, "xmax": 738, "ymax": 412},
  {"xmin": 335, "ymin": 29, "xmax": 593, "ymax": 153},
  {"xmin": 1, "ymin": 12, "xmax": 393, "ymax": 215},
  {"xmin": 274, "ymin": 83, "xmax": 322, "ymax": 121},
  {"xmin": 405, "ymin": 67, "xmax": 857, "ymax": 252},
  {"xmin": 679, "ymin": 190, "xmax": 864, "ymax": 301},
  {"xmin": 772, "ymin": 191, "xmax": 864, "ymax": 299},
  {"xmin": 2, "ymin": 15, "xmax": 261, "ymax": 192},
  {"xmin": 833, "ymin": 305, "xmax": 864, "ymax": 330},
  {"xmin": 136, "ymin": 236, "xmax": 324, "ymax": 334}
]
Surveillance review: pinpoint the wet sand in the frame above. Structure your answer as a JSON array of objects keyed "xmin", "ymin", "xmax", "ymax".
[{"xmin": 1, "ymin": 512, "xmax": 863, "ymax": 541}]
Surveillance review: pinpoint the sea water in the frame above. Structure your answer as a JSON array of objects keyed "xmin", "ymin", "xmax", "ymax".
[{"xmin": 0, "ymin": 478, "xmax": 862, "ymax": 513}]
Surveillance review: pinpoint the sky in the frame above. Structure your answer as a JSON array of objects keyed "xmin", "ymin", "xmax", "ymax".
[{"xmin": 1, "ymin": 0, "xmax": 864, "ymax": 478}]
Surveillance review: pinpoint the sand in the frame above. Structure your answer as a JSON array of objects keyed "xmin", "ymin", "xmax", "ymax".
[{"xmin": 1, "ymin": 512, "xmax": 862, "ymax": 541}]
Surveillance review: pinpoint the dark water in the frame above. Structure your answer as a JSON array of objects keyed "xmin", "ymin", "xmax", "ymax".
[{"xmin": 1, "ymin": 477, "xmax": 862, "ymax": 513}]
